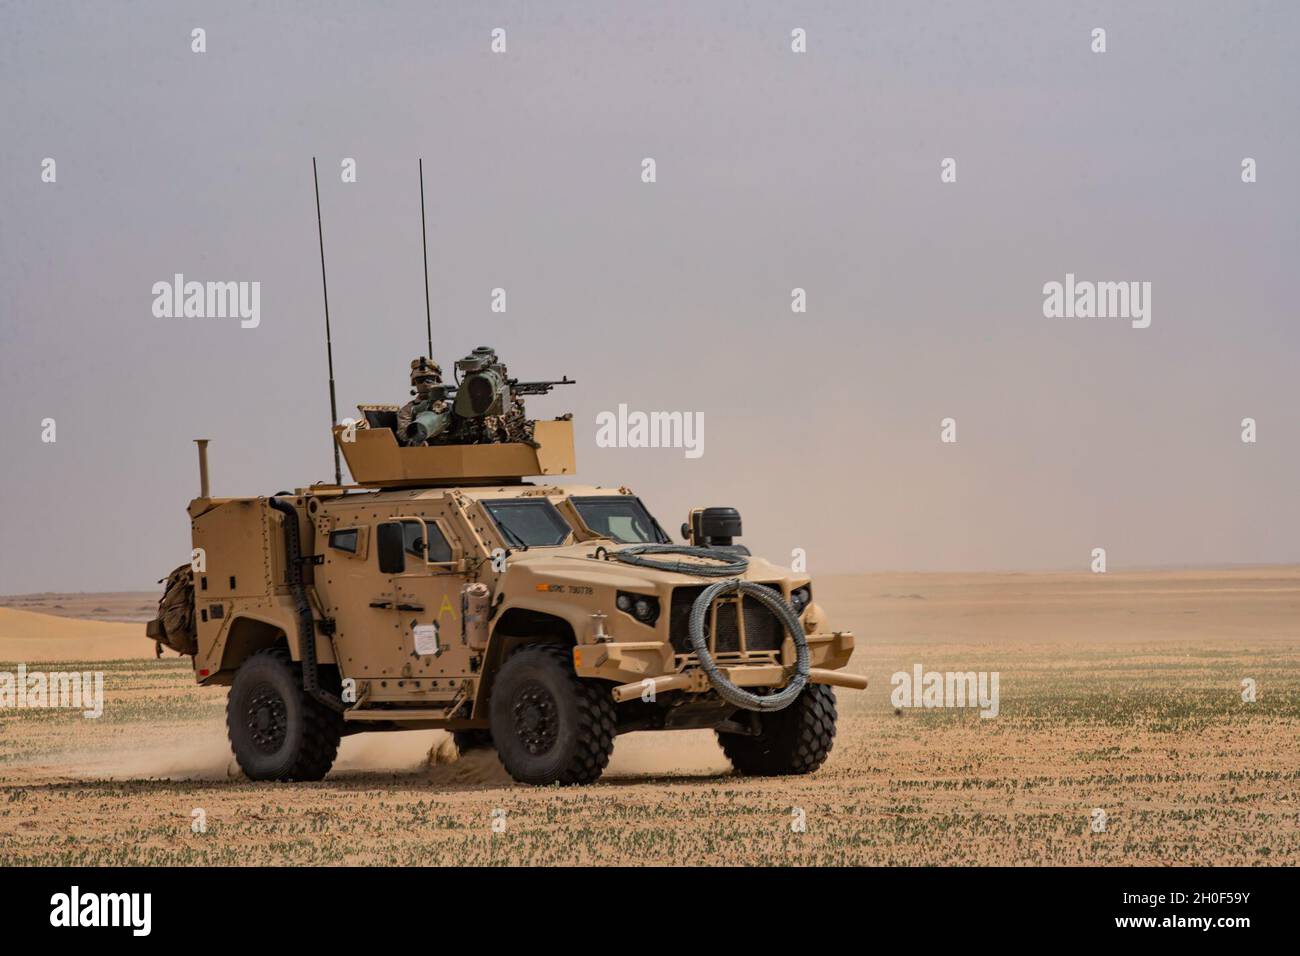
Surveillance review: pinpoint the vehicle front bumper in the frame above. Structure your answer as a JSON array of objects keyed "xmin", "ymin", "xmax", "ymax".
[{"xmin": 572, "ymin": 628, "xmax": 860, "ymax": 697}]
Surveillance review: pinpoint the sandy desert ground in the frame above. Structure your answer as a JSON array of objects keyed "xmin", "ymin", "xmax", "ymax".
[{"xmin": 1, "ymin": 568, "xmax": 1297, "ymax": 866}]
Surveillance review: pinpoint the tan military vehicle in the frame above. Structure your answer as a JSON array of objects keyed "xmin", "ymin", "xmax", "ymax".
[{"xmin": 149, "ymin": 392, "xmax": 865, "ymax": 786}]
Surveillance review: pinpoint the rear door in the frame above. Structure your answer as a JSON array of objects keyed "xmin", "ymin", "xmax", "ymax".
[{"xmin": 319, "ymin": 522, "xmax": 414, "ymax": 678}]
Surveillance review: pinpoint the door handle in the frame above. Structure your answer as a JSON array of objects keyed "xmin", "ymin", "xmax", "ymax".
[{"xmin": 369, "ymin": 600, "xmax": 425, "ymax": 611}]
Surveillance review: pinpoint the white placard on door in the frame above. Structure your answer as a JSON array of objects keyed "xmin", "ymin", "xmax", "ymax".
[{"xmin": 413, "ymin": 623, "xmax": 440, "ymax": 656}]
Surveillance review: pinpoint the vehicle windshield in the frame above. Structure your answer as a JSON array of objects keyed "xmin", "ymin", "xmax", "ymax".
[
  {"xmin": 571, "ymin": 496, "xmax": 668, "ymax": 544},
  {"xmin": 481, "ymin": 498, "xmax": 572, "ymax": 548}
]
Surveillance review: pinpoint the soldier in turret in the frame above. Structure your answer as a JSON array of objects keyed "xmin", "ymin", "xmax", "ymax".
[
  {"xmin": 487, "ymin": 393, "xmax": 538, "ymax": 447},
  {"xmin": 396, "ymin": 357, "xmax": 444, "ymax": 446}
]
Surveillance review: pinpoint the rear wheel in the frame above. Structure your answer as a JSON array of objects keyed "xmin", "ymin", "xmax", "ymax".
[
  {"xmin": 226, "ymin": 648, "xmax": 343, "ymax": 781},
  {"xmin": 716, "ymin": 684, "xmax": 837, "ymax": 776},
  {"xmin": 489, "ymin": 645, "xmax": 615, "ymax": 785}
]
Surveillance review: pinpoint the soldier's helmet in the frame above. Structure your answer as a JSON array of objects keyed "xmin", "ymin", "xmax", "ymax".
[{"xmin": 410, "ymin": 357, "xmax": 443, "ymax": 385}]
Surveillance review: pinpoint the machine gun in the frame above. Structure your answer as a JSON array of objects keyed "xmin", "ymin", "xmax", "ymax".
[
  {"xmin": 508, "ymin": 376, "xmax": 576, "ymax": 397},
  {"xmin": 401, "ymin": 347, "xmax": 573, "ymax": 448},
  {"xmin": 451, "ymin": 347, "xmax": 574, "ymax": 417}
]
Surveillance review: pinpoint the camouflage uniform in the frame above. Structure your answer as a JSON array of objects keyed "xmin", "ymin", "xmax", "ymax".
[
  {"xmin": 396, "ymin": 357, "xmax": 443, "ymax": 446},
  {"xmin": 490, "ymin": 395, "xmax": 538, "ymax": 447}
]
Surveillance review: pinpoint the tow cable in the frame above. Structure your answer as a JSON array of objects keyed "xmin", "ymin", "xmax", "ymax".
[{"xmin": 599, "ymin": 546, "xmax": 810, "ymax": 712}]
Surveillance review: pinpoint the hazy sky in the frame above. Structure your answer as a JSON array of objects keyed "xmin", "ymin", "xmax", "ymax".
[{"xmin": 2, "ymin": 1, "xmax": 1297, "ymax": 592}]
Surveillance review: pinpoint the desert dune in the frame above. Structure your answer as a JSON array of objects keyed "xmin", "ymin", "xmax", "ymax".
[{"xmin": 0, "ymin": 606, "xmax": 150, "ymax": 662}]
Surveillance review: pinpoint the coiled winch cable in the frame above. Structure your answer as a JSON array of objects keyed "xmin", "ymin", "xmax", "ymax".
[
  {"xmin": 601, "ymin": 546, "xmax": 811, "ymax": 712},
  {"xmin": 601, "ymin": 543, "xmax": 749, "ymax": 577},
  {"xmin": 689, "ymin": 578, "xmax": 810, "ymax": 712}
]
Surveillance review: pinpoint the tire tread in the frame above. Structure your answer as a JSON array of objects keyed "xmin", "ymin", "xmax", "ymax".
[
  {"xmin": 492, "ymin": 644, "xmax": 616, "ymax": 785},
  {"xmin": 716, "ymin": 683, "xmax": 837, "ymax": 776},
  {"xmin": 226, "ymin": 647, "xmax": 343, "ymax": 782}
]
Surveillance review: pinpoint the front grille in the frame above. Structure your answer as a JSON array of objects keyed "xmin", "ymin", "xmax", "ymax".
[
  {"xmin": 669, "ymin": 584, "xmax": 785, "ymax": 656},
  {"xmin": 668, "ymin": 587, "xmax": 704, "ymax": 654}
]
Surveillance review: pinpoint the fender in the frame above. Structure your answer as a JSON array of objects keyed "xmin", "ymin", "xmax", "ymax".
[
  {"xmin": 207, "ymin": 606, "xmax": 339, "ymax": 677},
  {"xmin": 470, "ymin": 600, "xmax": 585, "ymax": 717}
]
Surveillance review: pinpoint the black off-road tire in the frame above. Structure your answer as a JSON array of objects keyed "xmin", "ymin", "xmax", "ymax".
[
  {"xmin": 226, "ymin": 647, "xmax": 343, "ymax": 781},
  {"xmin": 716, "ymin": 684, "xmax": 837, "ymax": 776},
  {"xmin": 489, "ymin": 644, "xmax": 616, "ymax": 785}
]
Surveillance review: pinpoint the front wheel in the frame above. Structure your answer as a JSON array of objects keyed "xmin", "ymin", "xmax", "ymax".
[
  {"xmin": 226, "ymin": 648, "xmax": 343, "ymax": 781},
  {"xmin": 489, "ymin": 645, "xmax": 616, "ymax": 785},
  {"xmin": 716, "ymin": 684, "xmax": 837, "ymax": 776}
]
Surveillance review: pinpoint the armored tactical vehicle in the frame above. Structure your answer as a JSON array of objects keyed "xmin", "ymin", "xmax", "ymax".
[{"xmin": 149, "ymin": 364, "xmax": 865, "ymax": 785}]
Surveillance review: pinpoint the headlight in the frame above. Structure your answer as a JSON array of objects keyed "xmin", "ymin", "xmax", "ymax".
[
  {"xmin": 617, "ymin": 591, "xmax": 659, "ymax": 626},
  {"xmin": 790, "ymin": 586, "xmax": 812, "ymax": 614}
]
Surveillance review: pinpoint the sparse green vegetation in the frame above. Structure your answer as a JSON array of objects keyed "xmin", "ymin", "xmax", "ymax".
[{"xmin": 3, "ymin": 572, "xmax": 1298, "ymax": 865}]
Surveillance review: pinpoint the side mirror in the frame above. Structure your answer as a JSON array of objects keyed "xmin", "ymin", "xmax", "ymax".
[{"xmin": 376, "ymin": 522, "xmax": 406, "ymax": 575}]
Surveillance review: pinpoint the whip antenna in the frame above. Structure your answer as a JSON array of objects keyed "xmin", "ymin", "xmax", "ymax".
[
  {"xmin": 419, "ymin": 158, "xmax": 433, "ymax": 359},
  {"xmin": 312, "ymin": 156, "xmax": 343, "ymax": 486}
]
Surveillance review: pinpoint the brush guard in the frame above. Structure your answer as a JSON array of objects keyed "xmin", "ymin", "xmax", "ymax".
[{"xmin": 688, "ymin": 578, "xmax": 810, "ymax": 712}]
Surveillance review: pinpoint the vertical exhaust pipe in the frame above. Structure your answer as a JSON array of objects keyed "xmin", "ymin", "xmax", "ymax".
[{"xmin": 194, "ymin": 439, "xmax": 211, "ymax": 498}]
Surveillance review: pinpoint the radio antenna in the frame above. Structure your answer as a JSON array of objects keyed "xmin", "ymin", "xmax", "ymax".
[
  {"xmin": 312, "ymin": 156, "xmax": 343, "ymax": 486},
  {"xmin": 419, "ymin": 158, "xmax": 433, "ymax": 359}
]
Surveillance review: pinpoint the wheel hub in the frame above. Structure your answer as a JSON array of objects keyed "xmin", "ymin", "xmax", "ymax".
[
  {"xmin": 512, "ymin": 681, "xmax": 558, "ymax": 755},
  {"xmin": 246, "ymin": 682, "xmax": 288, "ymax": 754}
]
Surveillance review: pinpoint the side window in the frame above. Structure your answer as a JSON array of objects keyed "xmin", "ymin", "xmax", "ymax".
[
  {"xmin": 424, "ymin": 523, "xmax": 453, "ymax": 563},
  {"xmin": 328, "ymin": 528, "xmax": 360, "ymax": 554},
  {"xmin": 400, "ymin": 519, "xmax": 453, "ymax": 564},
  {"xmin": 400, "ymin": 521, "xmax": 426, "ymax": 557}
]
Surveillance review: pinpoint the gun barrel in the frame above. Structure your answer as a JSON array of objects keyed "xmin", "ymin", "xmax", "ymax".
[{"xmin": 509, "ymin": 376, "xmax": 575, "ymax": 395}]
